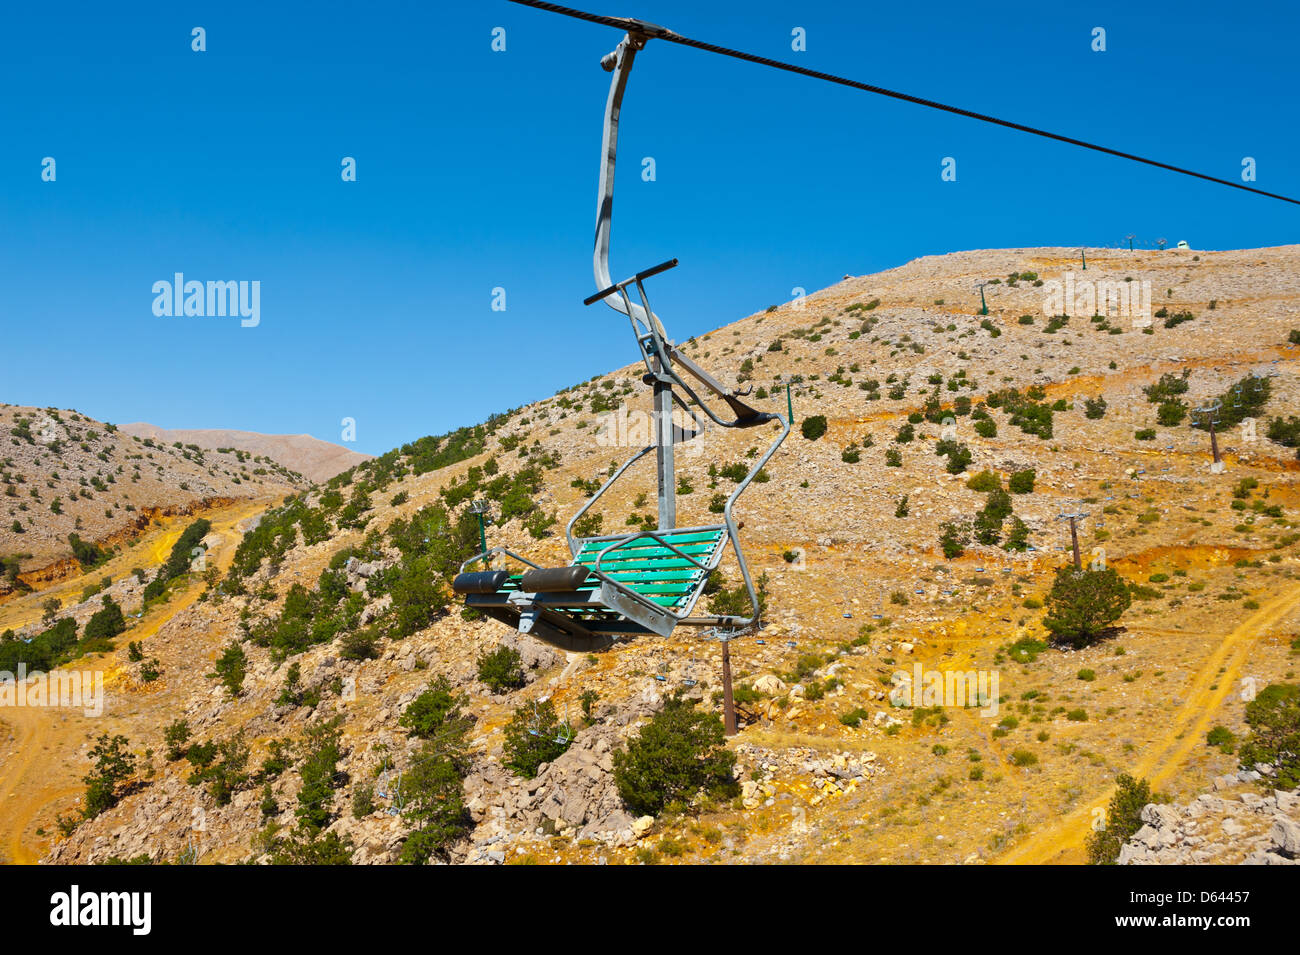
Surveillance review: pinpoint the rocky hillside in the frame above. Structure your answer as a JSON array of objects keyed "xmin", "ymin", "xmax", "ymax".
[
  {"xmin": 1119, "ymin": 778, "xmax": 1299, "ymax": 865},
  {"xmin": 0, "ymin": 406, "xmax": 308, "ymax": 595},
  {"xmin": 118, "ymin": 424, "xmax": 371, "ymax": 484},
  {"xmin": 10, "ymin": 245, "xmax": 1300, "ymax": 866}
]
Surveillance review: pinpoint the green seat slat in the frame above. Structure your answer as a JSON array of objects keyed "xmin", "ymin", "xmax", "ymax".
[
  {"xmin": 578, "ymin": 545, "xmax": 718, "ymax": 564},
  {"xmin": 627, "ymin": 582, "xmax": 693, "ymax": 595},
  {"xmin": 603, "ymin": 569, "xmax": 702, "ymax": 582},
  {"xmin": 476, "ymin": 528, "xmax": 722, "ymax": 616},
  {"xmin": 576, "ymin": 530, "xmax": 723, "ymax": 554},
  {"xmin": 576, "ymin": 556, "xmax": 705, "ymax": 571}
]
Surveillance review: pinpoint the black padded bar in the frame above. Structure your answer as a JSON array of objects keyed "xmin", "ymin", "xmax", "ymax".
[
  {"xmin": 584, "ymin": 258, "xmax": 679, "ymax": 306},
  {"xmin": 519, "ymin": 565, "xmax": 591, "ymax": 592},
  {"xmin": 452, "ymin": 570, "xmax": 510, "ymax": 594}
]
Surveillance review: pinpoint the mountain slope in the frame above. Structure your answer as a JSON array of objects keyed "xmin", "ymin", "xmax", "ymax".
[
  {"xmin": 11, "ymin": 245, "xmax": 1300, "ymax": 866},
  {"xmin": 118, "ymin": 424, "xmax": 370, "ymax": 484},
  {"xmin": 0, "ymin": 406, "xmax": 308, "ymax": 597}
]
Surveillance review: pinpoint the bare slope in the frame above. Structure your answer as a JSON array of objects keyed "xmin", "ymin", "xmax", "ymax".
[
  {"xmin": 0, "ymin": 406, "xmax": 308, "ymax": 594},
  {"xmin": 118, "ymin": 424, "xmax": 370, "ymax": 484},
  {"xmin": 13, "ymin": 245, "xmax": 1300, "ymax": 866}
]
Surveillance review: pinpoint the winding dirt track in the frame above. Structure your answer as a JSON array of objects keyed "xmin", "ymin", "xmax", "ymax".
[
  {"xmin": 994, "ymin": 582, "xmax": 1300, "ymax": 864},
  {"xmin": 0, "ymin": 500, "xmax": 270, "ymax": 864}
]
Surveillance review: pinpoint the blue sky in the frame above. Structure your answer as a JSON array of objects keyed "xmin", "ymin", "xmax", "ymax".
[{"xmin": 2, "ymin": 0, "xmax": 1296, "ymax": 456}]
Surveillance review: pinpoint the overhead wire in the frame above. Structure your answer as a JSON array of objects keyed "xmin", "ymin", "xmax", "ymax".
[{"xmin": 507, "ymin": 0, "xmax": 1300, "ymax": 206}]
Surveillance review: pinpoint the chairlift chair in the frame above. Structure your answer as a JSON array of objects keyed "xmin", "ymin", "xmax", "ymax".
[{"xmin": 453, "ymin": 22, "xmax": 790, "ymax": 652}]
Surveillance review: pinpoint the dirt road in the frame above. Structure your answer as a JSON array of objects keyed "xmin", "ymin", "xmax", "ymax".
[{"xmin": 0, "ymin": 499, "xmax": 272, "ymax": 864}]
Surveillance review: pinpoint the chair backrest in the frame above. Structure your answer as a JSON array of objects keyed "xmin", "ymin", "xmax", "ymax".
[{"xmin": 572, "ymin": 527, "xmax": 727, "ymax": 611}]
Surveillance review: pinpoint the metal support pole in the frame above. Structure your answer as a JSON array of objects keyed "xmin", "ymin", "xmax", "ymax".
[
  {"xmin": 654, "ymin": 370, "xmax": 676, "ymax": 531},
  {"xmin": 1058, "ymin": 508, "xmax": 1087, "ymax": 571},
  {"xmin": 721, "ymin": 635, "xmax": 736, "ymax": 736},
  {"xmin": 1194, "ymin": 401, "xmax": 1223, "ymax": 470},
  {"xmin": 471, "ymin": 500, "xmax": 490, "ymax": 568}
]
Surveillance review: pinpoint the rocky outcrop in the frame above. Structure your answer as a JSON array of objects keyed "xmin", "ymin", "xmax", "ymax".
[{"xmin": 1119, "ymin": 778, "xmax": 1300, "ymax": 865}]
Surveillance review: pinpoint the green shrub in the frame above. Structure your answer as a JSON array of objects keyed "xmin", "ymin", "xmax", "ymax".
[
  {"xmin": 400, "ymin": 743, "xmax": 470, "ymax": 864},
  {"xmin": 400, "ymin": 676, "xmax": 473, "ymax": 752},
  {"xmin": 1008, "ymin": 469, "xmax": 1036, "ymax": 494},
  {"xmin": 939, "ymin": 521, "xmax": 969, "ymax": 559},
  {"xmin": 1206, "ymin": 725, "xmax": 1236, "ymax": 753},
  {"xmin": 83, "ymin": 596, "xmax": 126, "ymax": 643},
  {"xmin": 296, "ymin": 719, "xmax": 344, "ymax": 833},
  {"xmin": 839, "ymin": 707, "xmax": 870, "ymax": 727},
  {"xmin": 800, "ymin": 415, "xmax": 828, "ymax": 441},
  {"xmin": 209, "ymin": 642, "xmax": 248, "ymax": 698},
  {"xmin": 1086, "ymin": 774, "xmax": 1154, "ymax": 864},
  {"xmin": 502, "ymin": 700, "xmax": 572, "ymax": 778},
  {"xmin": 163, "ymin": 719, "xmax": 191, "ymax": 761},
  {"xmin": 1083, "ymin": 396, "xmax": 1107, "ymax": 420},
  {"xmin": 1006, "ymin": 636, "xmax": 1047, "ymax": 663},
  {"xmin": 1043, "ymin": 566, "xmax": 1132, "ymax": 648},
  {"xmin": 339, "ymin": 628, "xmax": 380, "ymax": 661},
  {"xmin": 573, "ymin": 512, "xmax": 604, "ymax": 538},
  {"xmin": 1239, "ymin": 683, "xmax": 1300, "ymax": 789},
  {"xmin": 82, "ymin": 733, "xmax": 136, "ymax": 819},
  {"xmin": 1009, "ymin": 749, "xmax": 1038, "ymax": 767},
  {"xmin": 612, "ymin": 694, "xmax": 738, "ymax": 816},
  {"xmin": 965, "ymin": 470, "xmax": 1001, "ymax": 493},
  {"xmin": 476, "ymin": 645, "xmax": 526, "ymax": 694}
]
